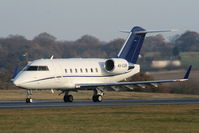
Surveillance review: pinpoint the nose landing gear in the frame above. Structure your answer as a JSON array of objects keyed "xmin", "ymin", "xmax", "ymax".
[
  {"xmin": 26, "ymin": 90, "xmax": 33, "ymax": 103},
  {"xmin": 26, "ymin": 98, "xmax": 33, "ymax": 103}
]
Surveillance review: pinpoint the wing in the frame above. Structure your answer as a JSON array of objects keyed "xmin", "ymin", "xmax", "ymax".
[{"xmin": 75, "ymin": 65, "xmax": 192, "ymax": 89}]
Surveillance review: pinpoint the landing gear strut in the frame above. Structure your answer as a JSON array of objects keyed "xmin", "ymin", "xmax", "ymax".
[
  {"xmin": 63, "ymin": 91, "xmax": 73, "ymax": 102},
  {"xmin": 26, "ymin": 90, "xmax": 33, "ymax": 103},
  {"xmin": 92, "ymin": 89, "xmax": 104, "ymax": 102}
]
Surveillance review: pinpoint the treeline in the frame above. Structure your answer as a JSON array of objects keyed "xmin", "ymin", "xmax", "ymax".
[{"xmin": 1, "ymin": 30, "xmax": 199, "ymax": 72}]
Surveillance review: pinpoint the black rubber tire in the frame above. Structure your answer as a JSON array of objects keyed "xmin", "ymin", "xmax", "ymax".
[
  {"xmin": 96, "ymin": 95, "xmax": 102, "ymax": 102},
  {"xmin": 26, "ymin": 98, "xmax": 29, "ymax": 103},
  {"xmin": 63, "ymin": 95, "xmax": 68, "ymax": 102},
  {"xmin": 67, "ymin": 95, "xmax": 73, "ymax": 102},
  {"xmin": 63, "ymin": 95, "xmax": 73, "ymax": 102},
  {"xmin": 26, "ymin": 98, "xmax": 32, "ymax": 103},
  {"xmin": 92, "ymin": 95, "xmax": 97, "ymax": 102},
  {"xmin": 92, "ymin": 95, "xmax": 102, "ymax": 102}
]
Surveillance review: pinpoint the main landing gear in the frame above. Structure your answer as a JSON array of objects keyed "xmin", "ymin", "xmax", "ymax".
[
  {"xmin": 26, "ymin": 90, "xmax": 33, "ymax": 103},
  {"xmin": 62, "ymin": 89, "xmax": 104, "ymax": 103},
  {"xmin": 63, "ymin": 91, "xmax": 73, "ymax": 102},
  {"xmin": 92, "ymin": 89, "xmax": 104, "ymax": 102}
]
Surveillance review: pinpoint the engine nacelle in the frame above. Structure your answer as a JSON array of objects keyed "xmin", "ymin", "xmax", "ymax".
[{"xmin": 104, "ymin": 58, "xmax": 129, "ymax": 74}]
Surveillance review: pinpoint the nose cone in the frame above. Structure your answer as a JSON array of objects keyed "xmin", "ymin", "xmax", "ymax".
[
  {"xmin": 13, "ymin": 78, "xmax": 23, "ymax": 87},
  {"xmin": 13, "ymin": 73, "xmax": 26, "ymax": 88},
  {"xmin": 12, "ymin": 71, "xmax": 30, "ymax": 88}
]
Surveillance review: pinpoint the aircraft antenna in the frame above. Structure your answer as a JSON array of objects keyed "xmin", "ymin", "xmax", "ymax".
[{"xmin": 50, "ymin": 55, "xmax": 54, "ymax": 59}]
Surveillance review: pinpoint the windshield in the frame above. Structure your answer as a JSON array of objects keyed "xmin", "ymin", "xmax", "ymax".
[{"xmin": 24, "ymin": 66, "xmax": 49, "ymax": 71}]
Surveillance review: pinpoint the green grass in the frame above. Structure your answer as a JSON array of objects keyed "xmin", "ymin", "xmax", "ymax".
[
  {"xmin": 142, "ymin": 51, "xmax": 199, "ymax": 69},
  {"xmin": 180, "ymin": 52, "xmax": 199, "ymax": 69},
  {"xmin": 0, "ymin": 105, "xmax": 199, "ymax": 133}
]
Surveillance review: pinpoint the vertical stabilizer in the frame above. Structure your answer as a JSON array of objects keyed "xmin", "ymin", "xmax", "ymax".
[{"xmin": 118, "ymin": 26, "xmax": 146, "ymax": 63}]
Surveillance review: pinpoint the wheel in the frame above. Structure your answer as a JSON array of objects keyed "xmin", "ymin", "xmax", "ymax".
[
  {"xmin": 96, "ymin": 95, "xmax": 102, "ymax": 102},
  {"xmin": 92, "ymin": 95, "xmax": 102, "ymax": 102},
  {"xmin": 67, "ymin": 95, "xmax": 73, "ymax": 102},
  {"xmin": 63, "ymin": 95, "xmax": 68, "ymax": 102},
  {"xmin": 92, "ymin": 95, "xmax": 97, "ymax": 102},
  {"xmin": 63, "ymin": 95, "xmax": 73, "ymax": 102},
  {"xmin": 26, "ymin": 98, "xmax": 33, "ymax": 103}
]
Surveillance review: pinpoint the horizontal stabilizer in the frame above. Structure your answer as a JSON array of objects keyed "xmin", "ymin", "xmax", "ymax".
[
  {"xmin": 135, "ymin": 29, "xmax": 177, "ymax": 34},
  {"xmin": 120, "ymin": 30, "xmax": 132, "ymax": 33},
  {"xmin": 120, "ymin": 29, "xmax": 177, "ymax": 34}
]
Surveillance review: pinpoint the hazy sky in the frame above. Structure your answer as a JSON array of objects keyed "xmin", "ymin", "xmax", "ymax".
[{"xmin": 0, "ymin": 0, "xmax": 198, "ymax": 41}]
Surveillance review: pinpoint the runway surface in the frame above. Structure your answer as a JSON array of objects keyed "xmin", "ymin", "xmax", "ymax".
[{"xmin": 0, "ymin": 98, "xmax": 199, "ymax": 109}]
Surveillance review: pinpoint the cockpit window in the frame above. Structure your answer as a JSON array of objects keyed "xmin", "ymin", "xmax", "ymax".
[
  {"xmin": 25, "ymin": 66, "xmax": 49, "ymax": 71},
  {"xmin": 27, "ymin": 66, "xmax": 38, "ymax": 71}
]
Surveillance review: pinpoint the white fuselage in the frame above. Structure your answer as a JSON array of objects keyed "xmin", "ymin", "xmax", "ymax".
[{"xmin": 13, "ymin": 58, "xmax": 140, "ymax": 90}]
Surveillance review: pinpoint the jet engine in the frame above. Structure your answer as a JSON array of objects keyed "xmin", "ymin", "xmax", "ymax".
[{"xmin": 104, "ymin": 58, "xmax": 134, "ymax": 74}]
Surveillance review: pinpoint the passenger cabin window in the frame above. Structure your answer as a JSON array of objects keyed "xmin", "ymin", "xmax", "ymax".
[
  {"xmin": 26, "ymin": 66, "xmax": 49, "ymax": 71},
  {"xmin": 65, "ymin": 69, "xmax": 67, "ymax": 73},
  {"xmin": 75, "ymin": 68, "xmax": 78, "ymax": 73},
  {"xmin": 85, "ymin": 68, "xmax": 88, "ymax": 73},
  {"xmin": 91, "ymin": 68, "xmax": 93, "ymax": 73},
  {"xmin": 80, "ymin": 68, "xmax": 83, "ymax": 73},
  {"xmin": 70, "ymin": 69, "xmax": 72, "ymax": 73},
  {"xmin": 96, "ymin": 68, "xmax": 98, "ymax": 72}
]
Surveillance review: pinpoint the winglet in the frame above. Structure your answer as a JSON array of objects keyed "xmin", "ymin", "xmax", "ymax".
[{"xmin": 184, "ymin": 65, "xmax": 192, "ymax": 79}]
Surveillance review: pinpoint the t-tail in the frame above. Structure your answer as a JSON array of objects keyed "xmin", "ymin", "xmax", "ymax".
[{"xmin": 118, "ymin": 26, "xmax": 175, "ymax": 63}]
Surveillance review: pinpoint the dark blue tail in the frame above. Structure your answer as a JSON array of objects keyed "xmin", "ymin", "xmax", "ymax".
[{"xmin": 118, "ymin": 26, "xmax": 146, "ymax": 63}]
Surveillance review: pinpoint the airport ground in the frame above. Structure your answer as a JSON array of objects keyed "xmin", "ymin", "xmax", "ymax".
[
  {"xmin": 0, "ymin": 90, "xmax": 199, "ymax": 133},
  {"xmin": 0, "ymin": 104, "xmax": 198, "ymax": 133}
]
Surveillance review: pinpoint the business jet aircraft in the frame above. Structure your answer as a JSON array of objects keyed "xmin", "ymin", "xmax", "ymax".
[{"xmin": 12, "ymin": 26, "xmax": 192, "ymax": 103}]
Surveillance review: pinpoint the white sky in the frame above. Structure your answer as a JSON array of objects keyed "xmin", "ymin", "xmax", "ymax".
[{"xmin": 0, "ymin": 0, "xmax": 198, "ymax": 41}]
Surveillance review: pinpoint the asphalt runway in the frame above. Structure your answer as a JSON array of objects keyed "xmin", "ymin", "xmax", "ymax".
[{"xmin": 0, "ymin": 98, "xmax": 199, "ymax": 109}]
